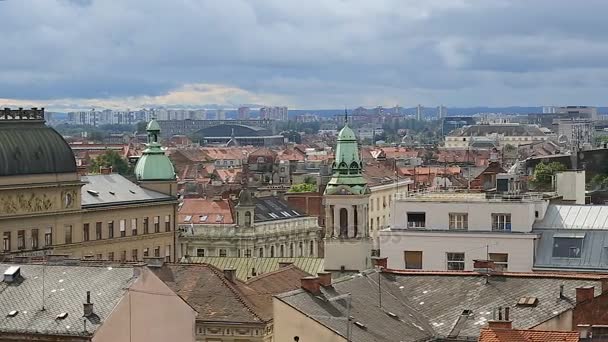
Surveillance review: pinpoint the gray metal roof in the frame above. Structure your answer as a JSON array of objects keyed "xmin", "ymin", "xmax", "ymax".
[
  {"xmin": 0, "ymin": 263, "xmax": 134, "ymax": 336},
  {"xmin": 253, "ymin": 196, "xmax": 305, "ymax": 222},
  {"xmin": 534, "ymin": 230, "xmax": 608, "ymax": 271},
  {"xmin": 534, "ymin": 204, "xmax": 608, "ymax": 230},
  {"xmin": 453, "ymin": 124, "xmax": 545, "ymax": 137},
  {"xmin": 0, "ymin": 121, "xmax": 77, "ymax": 177},
  {"xmin": 81, "ymin": 174, "xmax": 174, "ymax": 208},
  {"xmin": 278, "ymin": 270, "xmax": 603, "ymax": 341}
]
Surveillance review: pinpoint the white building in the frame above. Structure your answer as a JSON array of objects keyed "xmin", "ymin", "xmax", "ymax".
[
  {"xmin": 444, "ymin": 123, "xmax": 549, "ymax": 148},
  {"xmin": 380, "ymin": 191, "xmax": 548, "ymax": 272}
]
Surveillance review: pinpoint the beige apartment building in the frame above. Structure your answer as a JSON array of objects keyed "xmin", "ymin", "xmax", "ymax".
[{"xmin": 0, "ymin": 109, "xmax": 178, "ymax": 261}]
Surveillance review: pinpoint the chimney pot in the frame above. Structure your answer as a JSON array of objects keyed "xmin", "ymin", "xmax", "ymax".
[
  {"xmin": 83, "ymin": 291, "xmax": 94, "ymax": 317},
  {"xmin": 317, "ymin": 272, "xmax": 332, "ymax": 287},
  {"xmin": 576, "ymin": 286, "xmax": 595, "ymax": 304},
  {"xmin": 223, "ymin": 268, "xmax": 236, "ymax": 283},
  {"xmin": 301, "ymin": 276, "xmax": 320, "ymax": 294}
]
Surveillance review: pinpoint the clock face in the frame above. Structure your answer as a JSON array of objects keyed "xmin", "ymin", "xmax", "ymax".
[{"xmin": 64, "ymin": 193, "xmax": 73, "ymax": 208}]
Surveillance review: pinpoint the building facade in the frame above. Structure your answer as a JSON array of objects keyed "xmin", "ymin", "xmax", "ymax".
[
  {"xmin": 380, "ymin": 191, "xmax": 548, "ymax": 272},
  {"xmin": 445, "ymin": 123, "xmax": 549, "ymax": 148}
]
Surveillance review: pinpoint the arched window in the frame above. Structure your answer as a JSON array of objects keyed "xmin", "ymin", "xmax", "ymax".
[
  {"xmin": 280, "ymin": 245, "xmax": 285, "ymax": 257},
  {"xmin": 245, "ymin": 211, "xmax": 252, "ymax": 226},
  {"xmin": 299, "ymin": 242, "xmax": 303, "ymax": 257},
  {"xmin": 270, "ymin": 246, "xmax": 275, "ymax": 257},
  {"xmin": 259, "ymin": 247, "xmax": 264, "ymax": 257},
  {"xmin": 309, "ymin": 240, "xmax": 314, "ymax": 256},
  {"xmin": 339, "ymin": 208, "xmax": 348, "ymax": 237},
  {"xmin": 289, "ymin": 243, "xmax": 294, "ymax": 257}
]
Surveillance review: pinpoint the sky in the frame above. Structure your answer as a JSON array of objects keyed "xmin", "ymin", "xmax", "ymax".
[{"xmin": 1, "ymin": 0, "xmax": 608, "ymax": 111}]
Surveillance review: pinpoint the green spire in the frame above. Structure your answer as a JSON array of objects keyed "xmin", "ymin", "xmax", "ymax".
[
  {"xmin": 324, "ymin": 119, "xmax": 369, "ymax": 195},
  {"xmin": 134, "ymin": 119, "xmax": 176, "ymax": 181}
]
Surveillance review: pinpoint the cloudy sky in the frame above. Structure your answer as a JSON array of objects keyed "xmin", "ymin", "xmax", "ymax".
[{"xmin": 1, "ymin": 0, "xmax": 607, "ymax": 110}]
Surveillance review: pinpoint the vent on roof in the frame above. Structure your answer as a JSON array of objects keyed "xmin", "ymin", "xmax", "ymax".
[
  {"xmin": 129, "ymin": 190, "xmax": 136, "ymax": 194},
  {"xmin": 354, "ymin": 321, "xmax": 367, "ymax": 330},
  {"xmin": 56, "ymin": 312, "xmax": 68, "ymax": 320},
  {"xmin": 462, "ymin": 309, "xmax": 473, "ymax": 316},
  {"xmin": 3, "ymin": 266, "xmax": 21, "ymax": 283},
  {"xmin": 215, "ymin": 215, "xmax": 224, "ymax": 223},
  {"xmin": 87, "ymin": 189, "xmax": 99, "ymax": 196},
  {"xmin": 7, "ymin": 310, "xmax": 18, "ymax": 317},
  {"xmin": 109, "ymin": 191, "xmax": 115, "ymax": 195},
  {"xmin": 199, "ymin": 215, "xmax": 208, "ymax": 222},
  {"xmin": 385, "ymin": 311, "xmax": 399, "ymax": 319},
  {"xmin": 517, "ymin": 296, "xmax": 539, "ymax": 307}
]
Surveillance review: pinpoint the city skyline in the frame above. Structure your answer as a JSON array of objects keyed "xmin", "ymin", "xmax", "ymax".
[{"xmin": 3, "ymin": 1, "xmax": 608, "ymax": 110}]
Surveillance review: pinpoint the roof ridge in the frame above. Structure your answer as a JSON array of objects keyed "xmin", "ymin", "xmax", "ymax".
[
  {"xmin": 384, "ymin": 268, "xmax": 608, "ymax": 280},
  {"xmin": 206, "ymin": 264, "xmax": 266, "ymax": 323},
  {"xmin": 245, "ymin": 264, "xmax": 307, "ymax": 284}
]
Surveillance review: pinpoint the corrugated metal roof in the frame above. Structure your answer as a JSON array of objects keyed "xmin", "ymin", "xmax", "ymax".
[
  {"xmin": 534, "ymin": 204, "xmax": 608, "ymax": 230},
  {"xmin": 81, "ymin": 174, "xmax": 174, "ymax": 207},
  {"xmin": 182, "ymin": 257, "xmax": 324, "ymax": 281}
]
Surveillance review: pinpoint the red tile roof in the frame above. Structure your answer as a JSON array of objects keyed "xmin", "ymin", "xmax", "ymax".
[
  {"xmin": 384, "ymin": 268, "xmax": 608, "ymax": 280},
  {"xmin": 178, "ymin": 198, "xmax": 234, "ymax": 224},
  {"xmin": 479, "ymin": 328, "xmax": 579, "ymax": 342}
]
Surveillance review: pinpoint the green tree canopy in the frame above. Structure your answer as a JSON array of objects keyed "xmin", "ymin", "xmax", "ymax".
[
  {"xmin": 531, "ymin": 161, "xmax": 566, "ymax": 189},
  {"xmin": 288, "ymin": 183, "xmax": 317, "ymax": 193},
  {"xmin": 89, "ymin": 150, "xmax": 131, "ymax": 175}
]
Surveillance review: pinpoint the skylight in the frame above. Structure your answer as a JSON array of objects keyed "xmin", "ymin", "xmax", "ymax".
[
  {"xmin": 184, "ymin": 215, "xmax": 192, "ymax": 223},
  {"xmin": 269, "ymin": 213, "xmax": 279, "ymax": 219},
  {"xmin": 216, "ymin": 215, "xmax": 224, "ymax": 223},
  {"xmin": 7, "ymin": 310, "xmax": 18, "ymax": 317},
  {"xmin": 200, "ymin": 215, "xmax": 208, "ymax": 222},
  {"xmin": 56, "ymin": 312, "xmax": 68, "ymax": 320},
  {"xmin": 86, "ymin": 189, "xmax": 99, "ymax": 196},
  {"xmin": 281, "ymin": 211, "xmax": 292, "ymax": 217}
]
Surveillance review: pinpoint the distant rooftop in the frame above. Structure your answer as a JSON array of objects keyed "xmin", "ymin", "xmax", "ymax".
[
  {"xmin": 81, "ymin": 174, "xmax": 175, "ymax": 208},
  {"xmin": 395, "ymin": 191, "xmax": 544, "ymax": 203}
]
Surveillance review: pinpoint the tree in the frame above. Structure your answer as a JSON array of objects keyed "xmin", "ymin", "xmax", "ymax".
[
  {"xmin": 531, "ymin": 161, "xmax": 566, "ymax": 189},
  {"xmin": 89, "ymin": 150, "xmax": 131, "ymax": 175},
  {"xmin": 303, "ymin": 175, "xmax": 317, "ymax": 185},
  {"xmin": 288, "ymin": 183, "xmax": 317, "ymax": 193}
]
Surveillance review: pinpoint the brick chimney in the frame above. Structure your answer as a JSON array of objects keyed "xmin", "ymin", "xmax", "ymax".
[
  {"xmin": 317, "ymin": 272, "xmax": 332, "ymax": 287},
  {"xmin": 576, "ymin": 286, "xmax": 595, "ymax": 304},
  {"xmin": 601, "ymin": 278, "xmax": 608, "ymax": 294},
  {"xmin": 371, "ymin": 257, "xmax": 388, "ymax": 269},
  {"xmin": 301, "ymin": 276, "xmax": 320, "ymax": 294},
  {"xmin": 223, "ymin": 268, "xmax": 236, "ymax": 283},
  {"xmin": 100, "ymin": 166, "xmax": 113, "ymax": 175},
  {"xmin": 488, "ymin": 307, "xmax": 512, "ymax": 329}
]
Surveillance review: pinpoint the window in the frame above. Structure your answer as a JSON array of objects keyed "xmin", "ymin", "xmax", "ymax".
[
  {"xmin": 143, "ymin": 248, "xmax": 149, "ymax": 257},
  {"xmin": 165, "ymin": 245, "xmax": 171, "ymax": 261},
  {"xmin": 492, "ymin": 213, "xmax": 511, "ymax": 231},
  {"xmin": 120, "ymin": 250, "xmax": 127, "ymax": 261},
  {"xmin": 62, "ymin": 225, "xmax": 72, "ymax": 244},
  {"xmin": 270, "ymin": 246, "xmax": 275, "ymax": 257},
  {"xmin": 404, "ymin": 251, "xmax": 423, "ymax": 269},
  {"xmin": 370, "ymin": 219, "xmax": 374, "ymax": 230},
  {"xmin": 131, "ymin": 249, "xmax": 138, "ymax": 261},
  {"xmin": 407, "ymin": 212, "xmax": 426, "ymax": 228},
  {"xmin": 3, "ymin": 232, "xmax": 10, "ymax": 252},
  {"xmin": 371, "ymin": 200, "xmax": 374, "ymax": 212},
  {"xmin": 107, "ymin": 221, "xmax": 114, "ymax": 238},
  {"xmin": 143, "ymin": 217, "xmax": 149, "ymax": 234},
  {"xmin": 553, "ymin": 237, "xmax": 583, "ymax": 258},
  {"xmin": 31, "ymin": 229, "xmax": 39, "ymax": 249},
  {"xmin": 196, "ymin": 248, "xmax": 205, "ymax": 257},
  {"xmin": 165, "ymin": 215, "xmax": 171, "ymax": 232},
  {"xmin": 289, "ymin": 243, "xmax": 294, "ymax": 257},
  {"xmin": 154, "ymin": 246, "xmax": 161, "ymax": 257},
  {"xmin": 131, "ymin": 218, "xmax": 138, "ymax": 236},
  {"xmin": 299, "ymin": 242, "xmax": 303, "ymax": 257},
  {"xmin": 449, "ymin": 213, "xmax": 468, "ymax": 230},
  {"xmin": 119, "ymin": 220, "xmax": 126, "ymax": 237},
  {"xmin": 44, "ymin": 227, "xmax": 52, "ymax": 246},
  {"xmin": 280, "ymin": 245, "xmax": 285, "ymax": 257},
  {"xmin": 92, "ymin": 222, "xmax": 101, "ymax": 240},
  {"xmin": 83, "ymin": 223, "xmax": 90, "ymax": 241},
  {"xmin": 309, "ymin": 241, "xmax": 314, "ymax": 256},
  {"xmin": 219, "ymin": 249, "xmax": 227, "ymax": 257},
  {"xmin": 447, "ymin": 252, "xmax": 465, "ymax": 270},
  {"xmin": 17, "ymin": 230, "xmax": 25, "ymax": 250},
  {"xmin": 108, "ymin": 252, "xmax": 114, "ymax": 261},
  {"xmin": 245, "ymin": 249, "xmax": 252, "ymax": 258},
  {"xmin": 96, "ymin": 254, "xmax": 102, "ymax": 260},
  {"xmin": 383, "ymin": 196, "xmax": 386, "ymax": 208},
  {"xmin": 259, "ymin": 247, "xmax": 264, "ymax": 257},
  {"xmin": 154, "ymin": 216, "xmax": 160, "ymax": 233},
  {"xmin": 376, "ymin": 198, "xmax": 380, "ymax": 210},
  {"xmin": 489, "ymin": 253, "xmax": 508, "ymax": 272}
]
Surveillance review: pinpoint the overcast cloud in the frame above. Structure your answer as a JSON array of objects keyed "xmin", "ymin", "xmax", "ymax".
[{"xmin": 1, "ymin": 0, "xmax": 608, "ymax": 110}]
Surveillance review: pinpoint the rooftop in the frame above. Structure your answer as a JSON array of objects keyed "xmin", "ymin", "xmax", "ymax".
[
  {"xmin": 178, "ymin": 197, "xmax": 234, "ymax": 225},
  {"xmin": 0, "ymin": 263, "xmax": 134, "ymax": 337},
  {"xmin": 277, "ymin": 269, "xmax": 606, "ymax": 341},
  {"xmin": 394, "ymin": 190, "xmax": 544, "ymax": 203},
  {"xmin": 479, "ymin": 327, "xmax": 579, "ymax": 342},
  {"xmin": 81, "ymin": 174, "xmax": 175, "ymax": 208},
  {"xmin": 534, "ymin": 204, "xmax": 608, "ymax": 230},
  {"xmin": 451, "ymin": 124, "xmax": 546, "ymax": 137}
]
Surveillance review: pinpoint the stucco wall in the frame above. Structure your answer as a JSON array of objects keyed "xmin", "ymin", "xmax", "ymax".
[
  {"xmin": 324, "ymin": 238, "xmax": 372, "ymax": 271},
  {"xmin": 92, "ymin": 267, "xmax": 196, "ymax": 342},
  {"xmin": 273, "ymin": 298, "xmax": 346, "ymax": 342},
  {"xmin": 379, "ymin": 231, "xmax": 536, "ymax": 272}
]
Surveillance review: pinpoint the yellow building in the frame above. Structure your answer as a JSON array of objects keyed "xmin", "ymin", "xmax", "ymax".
[{"xmin": 0, "ymin": 108, "xmax": 178, "ymax": 261}]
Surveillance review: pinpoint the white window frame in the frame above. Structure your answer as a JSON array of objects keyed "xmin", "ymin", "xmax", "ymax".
[
  {"xmin": 492, "ymin": 213, "xmax": 512, "ymax": 231},
  {"xmin": 449, "ymin": 213, "xmax": 468, "ymax": 230},
  {"xmin": 489, "ymin": 253, "xmax": 508, "ymax": 271},
  {"xmin": 447, "ymin": 252, "xmax": 465, "ymax": 270}
]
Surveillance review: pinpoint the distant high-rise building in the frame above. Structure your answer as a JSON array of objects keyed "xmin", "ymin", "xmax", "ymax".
[
  {"xmin": 416, "ymin": 104, "xmax": 424, "ymax": 121},
  {"xmin": 437, "ymin": 105, "xmax": 447, "ymax": 119},
  {"xmin": 259, "ymin": 106, "xmax": 288, "ymax": 121},
  {"xmin": 237, "ymin": 106, "xmax": 250, "ymax": 120},
  {"xmin": 555, "ymin": 106, "xmax": 598, "ymax": 121},
  {"xmin": 216, "ymin": 109, "xmax": 226, "ymax": 120}
]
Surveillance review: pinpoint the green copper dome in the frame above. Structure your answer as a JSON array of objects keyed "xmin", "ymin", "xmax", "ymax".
[
  {"xmin": 134, "ymin": 119, "xmax": 176, "ymax": 181},
  {"xmin": 324, "ymin": 121, "xmax": 369, "ymax": 195}
]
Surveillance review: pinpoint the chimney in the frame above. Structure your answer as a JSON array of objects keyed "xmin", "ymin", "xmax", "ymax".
[
  {"xmin": 488, "ymin": 307, "xmax": 512, "ymax": 329},
  {"xmin": 576, "ymin": 286, "xmax": 595, "ymax": 304},
  {"xmin": 83, "ymin": 291, "xmax": 94, "ymax": 317},
  {"xmin": 559, "ymin": 284, "xmax": 565, "ymax": 299},
  {"xmin": 317, "ymin": 272, "xmax": 332, "ymax": 287},
  {"xmin": 371, "ymin": 257, "xmax": 388, "ymax": 269},
  {"xmin": 99, "ymin": 166, "xmax": 113, "ymax": 175},
  {"xmin": 279, "ymin": 261, "xmax": 294, "ymax": 268},
  {"xmin": 143, "ymin": 257, "xmax": 165, "ymax": 268},
  {"xmin": 301, "ymin": 276, "xmax": 320, "ymax": 294},
  {"xmin": 601, "ymin": 278, "xmax": 608, "ymax": 295},
  {"xmin": 223, "ymin": 268, "xmax": 236, "ymax": 283}
]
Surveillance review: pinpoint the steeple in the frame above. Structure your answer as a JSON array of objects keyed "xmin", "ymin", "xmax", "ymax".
[{"xmin": 134, "ymin": 119, "xmax": 176, "ymax": 182}]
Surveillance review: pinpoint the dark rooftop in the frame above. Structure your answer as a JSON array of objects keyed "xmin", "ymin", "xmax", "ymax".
[{"xmin": 252, "ymin": 196, "xmax": 305, "ymax": 222}]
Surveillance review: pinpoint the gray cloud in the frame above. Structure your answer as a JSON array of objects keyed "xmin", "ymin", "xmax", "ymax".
[{"xmin": 1, "ymin": 0, "xmax": 608, "ymax": 109}]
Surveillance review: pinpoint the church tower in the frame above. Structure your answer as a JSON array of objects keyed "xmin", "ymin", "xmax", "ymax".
[
  {"xmin": 323, "ymin": 113, "xmax": 372, "ymax": 271},
  {"xmin": 134, "ymin": 119, "xmax": 177, "ymax": 196}
]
